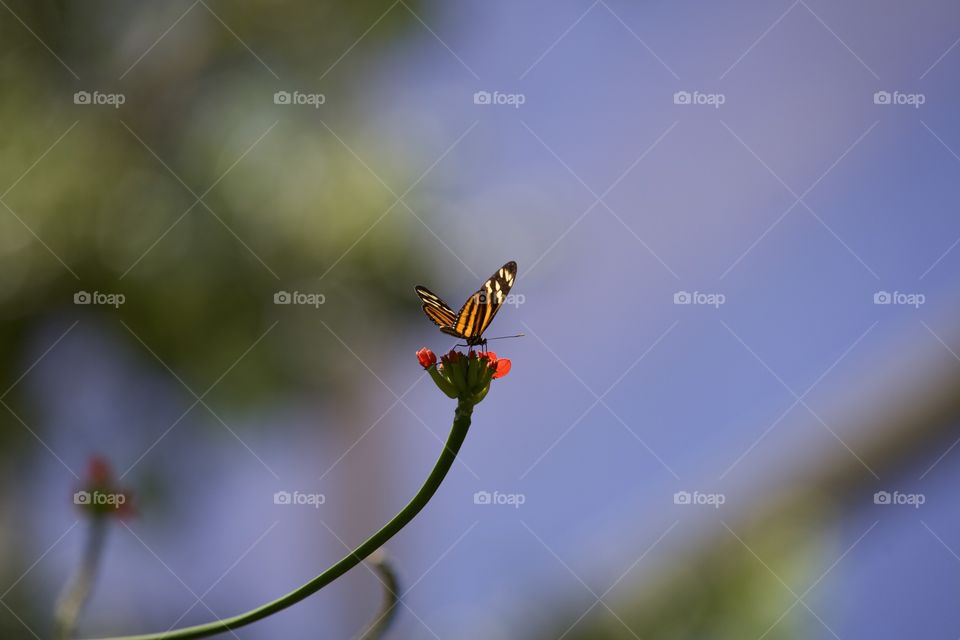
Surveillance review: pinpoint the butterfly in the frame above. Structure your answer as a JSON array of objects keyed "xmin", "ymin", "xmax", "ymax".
[{"xmin": 415, "ymin": 261, "xmax": 517, "ymax": 348}]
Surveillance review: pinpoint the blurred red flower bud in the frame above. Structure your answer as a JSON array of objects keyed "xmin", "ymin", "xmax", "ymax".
[
  {"xmin": 86, "ymin": 455, "xmax": 113, "ymax": 486},
  {"xmin": 75, "ymin": 455, "xmax": 136, "ymax": 519}
]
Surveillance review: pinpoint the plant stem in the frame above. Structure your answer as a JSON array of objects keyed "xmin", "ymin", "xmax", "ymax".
[
  {"xmin": 357, "ymin": 550, "xmax": 400, "ymax": 640},
  {"xmin": 82, "ymin": 398, "xmax": 475, "ymax": 640},
  {"xmin": 56, "ymin": 517, "xmax": 109, "ymax": 639}
]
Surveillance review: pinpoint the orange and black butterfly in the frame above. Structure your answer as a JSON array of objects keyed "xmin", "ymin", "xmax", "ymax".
[{"xmin": 415, "ymin": 261, "xmax": 517, "ymax": 347}]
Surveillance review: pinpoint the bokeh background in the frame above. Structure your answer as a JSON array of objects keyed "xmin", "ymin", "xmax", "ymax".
[{"xmin": 2, "ymin": 1, "xmax": 960, "ymax": 638}]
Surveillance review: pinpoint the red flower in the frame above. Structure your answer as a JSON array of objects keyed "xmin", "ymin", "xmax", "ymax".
[
  {"xmin": 87, "ymin": 455, "xmax": 113, "ymax": 485},
  {"xmin": 416, "ymin": 347, "xmax": 437, "ymax": 369},
  {"xmin": 480, "ymin": 351, "xmax": 511, "ymax": 379},
  {"xmin": 75, "ymin": 455, "xmax": 136, "ymax": 519}
]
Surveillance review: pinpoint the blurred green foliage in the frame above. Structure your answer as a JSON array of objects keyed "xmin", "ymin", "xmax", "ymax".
[
  {"xmin": 0, "ymin": 0, "xmax": 431, "ymax": 416},
  {"xmin": 543, "ymin": 516, "xmax": 825, "ymax": 640},
  {"xmin": 0, "ymin": 1, "xmax": 435, "ymax": 634}
]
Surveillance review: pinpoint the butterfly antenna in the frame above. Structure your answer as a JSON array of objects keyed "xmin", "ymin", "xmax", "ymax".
[{"xmin": 484, "ymin": 333, "xmax": 525, "ymax": 342}]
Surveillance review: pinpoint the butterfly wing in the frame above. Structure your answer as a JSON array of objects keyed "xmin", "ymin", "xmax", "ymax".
[
  {"xmin": 452, "ymin": 261, "xmax": 517, "ymax": 342},
  {"xmin": 415, "ymin": 286, "xmax": 460, "ymax": 333}
]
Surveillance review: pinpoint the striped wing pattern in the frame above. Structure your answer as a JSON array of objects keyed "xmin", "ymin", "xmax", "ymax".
[
  {"xmin": 416, "ymin": 261, "xmax": 517, "ymax": 345},
  {"xmin": 415, "ymin": 286, "xmax": 458, "ymax": 328},
  {"xmin": 453, "ymin": 261, "xmax": 516, "ymax": 341}
]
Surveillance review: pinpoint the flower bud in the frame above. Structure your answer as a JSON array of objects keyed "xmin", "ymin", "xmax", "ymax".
[
  {"xmin": 416, "ymin": 348, "xmax": 437, "ymax": 369},
  {"xmin": 74, "ymin": 456, "xmax": 136, "ymax": 519}
]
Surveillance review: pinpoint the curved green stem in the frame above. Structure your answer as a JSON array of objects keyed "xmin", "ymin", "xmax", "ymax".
[{"xmin": 84, "ymin": 398, "xmax": 475, "ymax": 640}]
